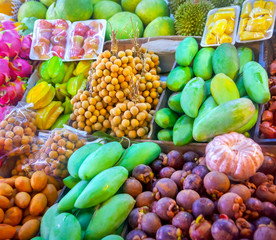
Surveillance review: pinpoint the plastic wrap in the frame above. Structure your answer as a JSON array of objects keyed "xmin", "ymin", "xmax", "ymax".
[
  {"xmin": 26, "ymin": 126, "xmax": 86, "ymax": 179},
  {"xmin": 201, "ymin": 6, "xmax": 240, "ymax": 47},
  {"xmin": 237, "ymin": 0, "xmax": 276, "ymax": 42}
]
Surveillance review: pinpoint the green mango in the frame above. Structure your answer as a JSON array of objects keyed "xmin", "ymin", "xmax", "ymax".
[
  {"xmin": 67, "ymin": 73, "xmax": 87, "ymax": 96},
  {"xmin": 193, "ymin": 47, "xmax": 215, "ymax": 80},
  {"xmin": 193, "ymin": 98, "xmax": 256, "ymax": 142},
  {"xmin": 79, "ymin": 142, "xmax": 124, "ymax": 180},
  {"xmin": 175, "ymin": 37, "xmax": 198, "ymax": 67},
  {"xmin": 167, "ymin": 66, "xmax": 193, "ymax": 91},
  {"xmin": 237, "ymin": 47, "xmax": 254, "ymax": 74},
  {"xmin": 63, "ymin": 175, "xmax": 81, "ymax": 189},
  {"xmin": 73, "ymin": 208, "xmax": 95, "ymax": 231},
  {"xmin": 236, "ymin": 74, "xmax": 247, "ymax": 97},
  {"xmin": 49, "ymin": 213, "xmax": 81, "ymax": 240},
  {"xmin": 41, "ymin": 204, "xmax": 60, "ymax": 239},
  {"xmin": 173, "ymin": 115, "xmax": 194, "ymax": 146},
  {"xmin": 212, "ymin": 43, "xmax": 240, "ymax": 80},
  {"xmin": 51, "ymin": 114, "xmax": 71, "ymax": 130},
  {"xmin": 58, "ymin": 180, "xmax": 89, "ymax": 211},
  {"xmin": 168, "ymin": 92, "xmax": 184, "ymax": 114},
  {"xmin": 181, "ymin": 77, "xmax": 206, "ymax": 118},
  {"xmin": 155, "ymin": 108, "xmax": 179, "ymax": 128},
  {"xmin": 75, "ymin": 166, "xmax": 128, "ymax": 209},
  {"xmin": 101, "ymin": 235, "xmax": 124, "ymax": 240},
  {"xmin": 243, "ymin": 61, "xmax": 270, "ymax": 104},
  {"xmin": 157, "ymin": 129, "xmax": 173, "ymax": 141},
  {"xmin": 205, "ymin": 79, "xmax": 212, "ymax": 96},
  {"xmin": 68, "ymin": 142, "xmax": 102, "ymax": 178},
  {"xmin": 118, "ymin": 142, "xmax": 161, "ymax": 172},
  {"xmin": 113, "ymin": 221, "xmax": 126, "ymax": 235},
  {"xmin": 85, "ymin": 194, "xmax": 135, "ymax": 240},
  {"xmin": 211, "ymin": 73, "xmax": 240, "ymax": 104}
]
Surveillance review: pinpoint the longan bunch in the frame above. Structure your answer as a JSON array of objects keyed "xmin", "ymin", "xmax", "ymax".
[
  {"xmin": 70, "ymin": 89, "xmax": 111, "ymax": 134},
  {"xmin": 109, "ymin": 101, "xmax": 155, "ymax": 138}
]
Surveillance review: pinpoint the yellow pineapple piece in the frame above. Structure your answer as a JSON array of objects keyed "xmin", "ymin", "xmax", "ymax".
[
  {"xmin": 241, "ymin": 2, "xmax": 252, "ymax": 18},
  {"xmin": 249, "ymin": 7, "xmax": 270, "ymax": 18},
  {"xmin": 205, "ymin": 32, "xmax": 217, "ymax": 45},
  {"xmin": 265, "ymin": 1, "xmax": 275, "ymax": 15},
  {"xmin": 225, "ymin": 20, "xmax": 235, "ymax": 34},
  {"xmin": 253, "ymin": 0, "xmax": 266, "ymax": 8},
  {"xmin": 239, "ymin": 18, "xmax": 249, "ymax": 35},
  {"xmin": 213, "ymin": 11, "xmax": 235, "ymax": 21},
  {"xmin": 211, "ymin": 19, "xmax": 228, "ymax": 37},
  {"xmin": 265, "ymin": 15, "xmax": 274, "ymax": 30},
  {"xmin": 207, "ymin": 14, "xmax": 215, "ymax": 27},
  {"xmin": 220, "ymin": 34, "xmax": 232, "ymax": 44},
  {"xmin": 240, "ymin": 31, "xmax": 264, "ymax": 41},
  {"xmin": 246, "ymin": 17, "xmax": 268, "ymax": 32},
  {"xmin": 218, "ymin": 7, "xmax": 235, "ymax": 12}
]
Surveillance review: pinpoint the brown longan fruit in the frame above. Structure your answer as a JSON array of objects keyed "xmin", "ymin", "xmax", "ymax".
[
  {"xmin": 106, "ymin": 61, "xmax": 112, "ymax": 69},
  {"xmin": 137, "ymin": 103, "xmax": 147, "ymax": 112},
  {"xmin": 98, "ymin": 115, "xmax": 105, "ymax": 123},
  {"xmin": 114, "ymin": 59, "xmax": 122, "ymax": 67},
  {"xmin": 94, "ymin": 123, "xmax": 102, "ymax": 131},
  {"xmin": 118, "ymin": 51, "xmax": 125, "ymax": 58},
  {"xmin": 111, "ymin": 72, "xmax": 118, "ymax": 78},
  {"xmin": 111, "ymin": 64, "xmax": 119, "ymax": 72},
  {"xmin": 113, "ymin": 107, "xmax": 121, "ymax": 116},
  {"xmin": 112, "ymin": 116, "xmax": 121, "ymax": 126},
  {"xmin": 139, "ymin": 83, "xmax": 146, "ymax": 91},
  {"xmin": 77, "ymin": 115, "xmax": 85, "ymax": 123},
  {"xmin": 161, "ymin": 81, "xmax": 167, "ymax": 89},
  {"xmin": 80, "ymin": 94, "xmax": 88, "ymax": 101},
  {"xmin": 96, "ymin": 102, "xmax": 103, "ymax": 110},
  {"xmin": 119, "ymin": 103, "xmax": 127, "ymax": 112},
  {"xmin": 103, "ymin": 50, "xmax": 111, "ymax": 58},
  {"xmin": 116, "ymin": 129, "xmax": 124, "ymax": 138},
  {"xmin": 94, "ymin": 110, "xmax": 100, "ymax": 117},
  {"xmin": 125, "ymin": 49, "xmax": 133, "ymax": 56},
  {"xmin": 137, "ymin": 128, "xmax": 146, "ymax": 137},
  {"xmin": 128, "ymin": 56, "xmax": 134, "ymax": 63},
  {"xmin": 103, "ymin": 69, "xmax": 110, "ymax": 76},
  {"xmin": 111, "ymin": 77, "xmax": 119, "ymax": 85},
  {"xmin": 153, "ymin": 98, "xmax": 159, "ymax": 106},
  {"xmin": 103, "ymin": 96, "xmax": 112, "ymax": 103},
  {"xmin": 128, "ymin": 130, "xmax": 137, "ymax": 139},
  {"xmin": 100, "ymin": 109, "xmax": 106, "ymax": 116},
  {"xmin": 146, "ymin": 82, "xmax": 153, "ymax": 90},
  {"xmin": 105, "ymin": 76, "xmax": 112, "ymax": 83},
  {"xmin": 103, "ymin": 120, "xmax": 111, "ymax": 128},
  {"xmin": 121, "ymin": 82, "xmax": 128, "ymax": 89},
  {"xmin": 78, "ymin": 108, "xmax": 85, "ymax": 115},
  {"xmin": 146, "ymin": 97, "xmax": 153, "ymax": 104},
  {"xmin": 150, "ymin": 91, "xmax": 157, "ymax": 99},
  {"xmin": 94, "ymin": 96, "xmax": 101, "ymax": 102},
  {"xmin": 147, "ymin": 114, "xmax": 153, "ymax": 122},
  {"xmin": 121, "ymin": 56, "xmax": 128, "ymax": 64},
  {"xmin": 82, "ymin": 101, "xmax": 89, "ymax": 109},
  {"xmin": 143, "ymin": 90, "xmax": 150, "ymax": 97},
  {"xmin": 137, "ymin": 112, "xmax": 146, "ymax": 121},
  {"xmin": 114, "ymin": 84, "xmax": 120, "ymax": 90},
  {"xmin": 72, "ymin": 121, "xmax": 78, "ymax": 128},
  {"xmin": 96, "ymin": 69, "xmax": 103, "ymax": 77},
  {"xmin": 116, "ymin": 91, "xmax": 124, "ymax": 99},
  {"xmin": 88, "ymin": 105, "xmax": 95, "ymax": 113},
  {"xmin": 130, "ymin": 106, "xmax": 139, "ymax": 116},
  {"xmin": 84, "ymin": 126, "xmax": 92, "ymax": 133},
  {"xmin": 123, "ymin": 68, "xmax": 130, "ymax": 76},
  {"xmin": 85, "ymin": 111, "xmax": 92, "ymax": 119},
  {"xmin": 123, "ymin": 110, "xmax": 132, "ymax": 119},
  {"xmin": 90, "ymin": 116, "xmax": 97, "ymax": 123},
  {"xmin": 131, "ymin": 119, "xmax": 139, "ymax": 128},
  {"xmin": 122, "ymin": 119, "xmax": 130, "ymax": 127},
  {"xmin": 70, "ymin": 113, "xmax": 76, "ymax": 121},
  {"xmin": 86, "ymin": 119, "xmax": 92, "ymax": 126}
]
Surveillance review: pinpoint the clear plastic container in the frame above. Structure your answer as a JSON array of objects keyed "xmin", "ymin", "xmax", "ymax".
[
  {"xmin": 30, "ymin": 19, "xmax": 106, "ymax": 61},
  {"xmin": 236, "ymin": 0, "xmax": 276, "ymax": 43},
  {"xmin": 201, "ymin": 6, "xmax": 240, "ymax": 47}
]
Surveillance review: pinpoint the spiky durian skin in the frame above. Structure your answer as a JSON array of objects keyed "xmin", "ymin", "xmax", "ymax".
[
  {"xmin": 168, "ymin": 0, "xmax": 186, "ymax": 14},
  {"xmin": 210, "ymin": 0, "xmax": 233, "ymax": 7},
  {"xmin": 174, "ymin": 0, "xmax": 215, "ymax": 36}
]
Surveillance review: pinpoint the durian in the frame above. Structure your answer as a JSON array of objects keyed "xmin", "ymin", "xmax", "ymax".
[
  {"xmin": 168, "ymin": 0, "xmax": 186, "ymax": 14},
  {"xmin": 210, "ymin": 0, "xmax": 233, "ymax": 7},
  {"xmin": 174, "ymin": 0, "xmax": 215, "ymax": 36}
]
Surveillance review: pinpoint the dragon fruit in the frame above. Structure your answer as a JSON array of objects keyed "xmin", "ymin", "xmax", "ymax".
[
  {"xmin": 0, "ymin": 105, "xmax": 11, "ymax": 122},
  {"xmin": 9, "ymin": 57, "xmax": 33, "ymax": 80},
  {"xmin": 0, "ymin": 57, "xmax": 10, "ymax": 85},
  {"xmin": 1, "ymin": 20, "xmax": 18, "ymax": 30},
  {"xmin": 19, "ymin": 35, "xmax": 32, "ymax": 59},
  {"xmin": 0, "ymin": 29, "xmax": 22, "ymax": 58},
  {"xmin": 0, "ymin": 78, "xmax": 25, "ymax": 106}
]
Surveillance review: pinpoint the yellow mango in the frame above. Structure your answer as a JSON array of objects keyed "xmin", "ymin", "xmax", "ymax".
[
  {"xmin": 211, "ymin": 19, "xmax": 228, "ymax": 37},
  {"xmin": 225, "ymin": 20, "xmax": 235, "ymax": 34},
  {"xmin": 207, "ymin": 14, "xmax": 214, "ymax": 27},
  {"xmin": 249, "ymin": 7, "xmax": 270, "ymax": 18},
  {"xmin": 220, "ymin": 34, "xmax": 232, "ymax": 44},
  {"xmin": 239, "ymin": 18, "xmax": 249, "ymax": 35},
  {"xmin": 213, "ymin": 11, "xmax": 235, "ymax": 21},
  {"xmin": 240, "ymin": 31, "xmax": 264, "ymax": 40},
  {"xmin": 246, "ymin": 17, "xmax": 267, "ymax": 32},
  {"xmin": 265, "ymin": 1, "xmax": 275, "ymax": 15},
  {"xmin": 205, "ymin": 32, "xmax": 217, "ymax": 45},
  {"xmin": 241, "ymin": 2, "xmax": 252, "ymax": 18},
  {"xmin": 253, "ymin": 0, "xmax": 266, "ymax": 8}
]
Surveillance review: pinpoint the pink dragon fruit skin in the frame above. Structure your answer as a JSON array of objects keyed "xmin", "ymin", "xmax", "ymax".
[
  {"xmin": 19, "ymin": 35, "xmax": 32, "ymax": 59},
  {"xmin": 0, "ymin": 57, "xmax": 10, "ymax": 85},
  {"xmin": 9, "ymin": 57, "xmax": 33, "ymax": 80},
  {"xmin": 0, "ymin": 79, "xmax": 25, "ymax": 106},
  {"xmin": 1, "ymin": 21, "xmax": 17, "ymax": 30},
  {"xmin": 0, "ymin": 29, "xmax": 22, "ymax": 58},
  {"xmin": 0, "ymin": 105, "xmax": 11, "ymax": 121}
]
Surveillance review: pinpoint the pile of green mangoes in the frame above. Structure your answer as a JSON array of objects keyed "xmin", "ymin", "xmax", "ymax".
[
  {"xmin": 155, "ymin": 37, "xmax": 270, "ymax": 145},
  {"xmin": 38, "ymin": 141, "xmax": 161, "ymax": 240}
]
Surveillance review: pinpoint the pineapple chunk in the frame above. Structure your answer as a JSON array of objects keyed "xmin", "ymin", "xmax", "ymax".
[
  {"xmin": 206, "ymin": 32, "xmax": 217, "ymax": 45},
  {"xmin": 207, "ymin": 14, "xmax": 215, "ymax": 27},
  {"xmin": 246, "ymin": 17, "xmax": 268, "ymax": 32},
  {"xmin": 265, "ymin": 1, "xmax": 275, "ymax": 15},
  {"xmin": 249, "ymin": 7, "xmax": 270, "ymax": 18},
  {"xmin": 213, "ymin": 11, "xmax": 235, "ymax": 21},
  {"xmin": 241, "ymin": 2, "xmax": 252, "ymax": 18},
  {"xmin": 211, "ymin": 19, "xmax": 228, "ymax": 37},
  {"xmin": 218, "ymin": 7, "xmax": 235, "ymax": 12},
  {"xmin": 225, "ymin": 20, "xmax": 235, "ymax": 34},
  {"xmin": 253, "ymin": 0, "xmax": 266, "ymax": 8},
  {"xmin": 265, "ymin": 15, "xmax": 274, "ymax": 30},
  {"xmin": 239, "ymin": 18, "xmax": 249, "ymax": 35},
  {"xmin": 240, "ymin": 31, "xmax": 264, "ymax": 41},
  {"xmin": 220, "ymin": 34, "xmax": 232, "ymax": 44}
]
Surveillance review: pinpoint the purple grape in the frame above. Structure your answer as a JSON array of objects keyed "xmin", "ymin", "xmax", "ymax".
[
  {"xmin": 172, "ymin": 211, "xmax": 193, "ymax": 234},
  {"xmin": 170, "ymin": 170, "xmax": 190, "ymax": 189},
  {"xmin": 229, "ymin": 184, "xmax": 251, "ymax": 202},
  {"xmin": 159, "ymin": 167, "xmax": 176, "ymax": 178},
  {"xmin": 204, "ymin": 171, "xmax": 230, "ymax": 199},
  {"xmin": 176, "ymin": 190, "xmax": 200, "ymax": 212},
  {"xmin": 253, "ymin": 225, "xmax": 276, "ymax": 240},
  {"xmin": 244, "ymin": 198, "xmax": 264, "ymax": 220},
  {"xmin": 183, "ymin": 151, "xmax": 199, "ymax": 162},
  {"xmin": 183, "ymin": 174, "xmax": 203, "ymax": 193},
  {"xmin": 139, "ymin": 212, "xmax": 162, "ymax": 237},
  {"xmin": 155, "ymin": 197, "xmax": 179, "ymax": 221},
  {"xmin": 192, "ymin": 198, "xmax": 215, "ymax": 218},
  {"xmin": 262, "ymin": 201, "xmax": 276, "ymax": 220},
  {"xmin": 156, "ymin": 225, "xmax": 183, "ymax": 240},
  {"xmin": 123, "ymin": 177, "xmax": 143, "ymax": 197},
  {"xmin": 128, "ymin": 207, "xmax": 149, "ymax": 229},
  {"xmin": 236, "ymin": 218, "xmax": 255, "ymax": 239},
  {"xmin": 151, "ymin": 160, "xmax": 163, "ymax": 174},
  {"xmin": 256, "ymin": 182, "xmax": 276, "ymax": 202},
  {"xmin": 211, "ymin": 218, "xmax": 239, "ymax": 240},
  {"xmin": 126, "ymin": 229, "xmax": 147, "ymax": 240},
  {"xmin": 250, "ymin": 172, "xmax": 269, "ymax": 187},
  {"xmin": 132, "ymin": 164, "xmax": 154, "ymax": 184},
  {"xmin": 253, "ymin": 216, "xmax": 275, "ymax": 228},
  {"xmin": 189, "ymin": 215, "xmax": 212, "ymax": 240},
  {"xmin": 182, "ymin": 162, "xmax": 197, "ymax": 171},
  {"xmin": 165, "ymin": 150, "xmax": 185, "ymax": 170},
  {"xmin": 136, "ymin": 191, "xmax": 155, "ymax": 208},
  {"xmin": 153, "ymin": 178, "xmax": 178, "ymax": 199},
  {"xmin": 218, "ymin": 193, "xmax": 246, "ymax": 219},
  {"xmin": 192, "ymin": 165, "xmax": 209, "ymax": 179},
  {"xmin": 258, "ymin": 155, "xmax": 276, "ymax": 174}
]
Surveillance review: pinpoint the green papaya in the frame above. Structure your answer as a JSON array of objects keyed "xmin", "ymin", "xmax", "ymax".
[
  {"xmin": 41, "ymin": 204, "xmax": 60, "ymax": 239},
  {"xmin": 155, "ymin": 108, "xmax": 179, "ymax": 128},
  {"xmin": 236, "ymin": 74, "xmax": 247, "ymax": 97},
  {"xmin": 73, "ymin": 208, "xmax": 95, "ymax": 231},
  {"xmin": 205, "ymin": 79, "xmax": 212, "ymax": 96},
  {"xmin": 211, "ymin": 73, "xmax": 240, "ymax": 104},
  {"xmin": 167, "ymin": 66, "xmax": 193, "ymax": 91},
  {"xmin": 237, "ymin": 47, "xmax": 254, "ymax": 74},
  {"xmin": 58, "ymin": 180, "xmax": 89, "ymax": 211},
  {"xmin": 194, "ymin": 96, "xmax": 218, "ymax": 126},
  {"xmin": 118, "ymin": 142, "xmax": 161, "ymax": 172},
  {"xmin": 78, "ymin": 142, "xmax": 124, "ymax": 180},
  {"xmin": 168, "ymin": 92, "xmax": 184, "ymax": 113},
  {"xmin": 68, "ymin": 142, "xmax": 102, "ymax": 178},
  {"xmin": 101, "ymin": 236, "xmax": 124, "ymax": 240},
  {"xmin": 193, "ymin": 98, "xmax": 255, "ymax": 142},
  {"xmin": 49, "ymin": 213, "xmax": 81, "ymax": 240},
  {"xmin": 181, "ymin": 77, "xmax": 206, "ymax": 118},
  {"xmin": 173, "ymin": 115, "xmax": 194, "ymax": 146},
  {"xmin": 212, "ymin": 43, "xmax": 240, "ymax": 80},
  {"xmin": 243, "ymin": 61, "xmax": 270, "ymax": 104},
  {"xmin": 157, "ymin": 129, "xmax": 173, "ymax": 141},
  {"xmin": 175, "ymin": 37, "xmax": 198, "ymax": 67},
  {"xmin": 85, "ymin": 194, "xmax": 135, "ymax": 240},
  {"xmin": 236, "ymin": 97, "xmax": 259, "ymax": 133},
  {"xmin": 63, "ymin": 175, "xmax": 81, "ymax": 189},
  {"xmin": 75, "ymin": 166, "xmax": 128, "ymax": 209},
  {"xmin": 193, "ymin": 47, "xmax": 215, "ymax": 80},
  {"xmin": 113, "ymin": 221, "xmax": 126, "ymax": 235}
]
